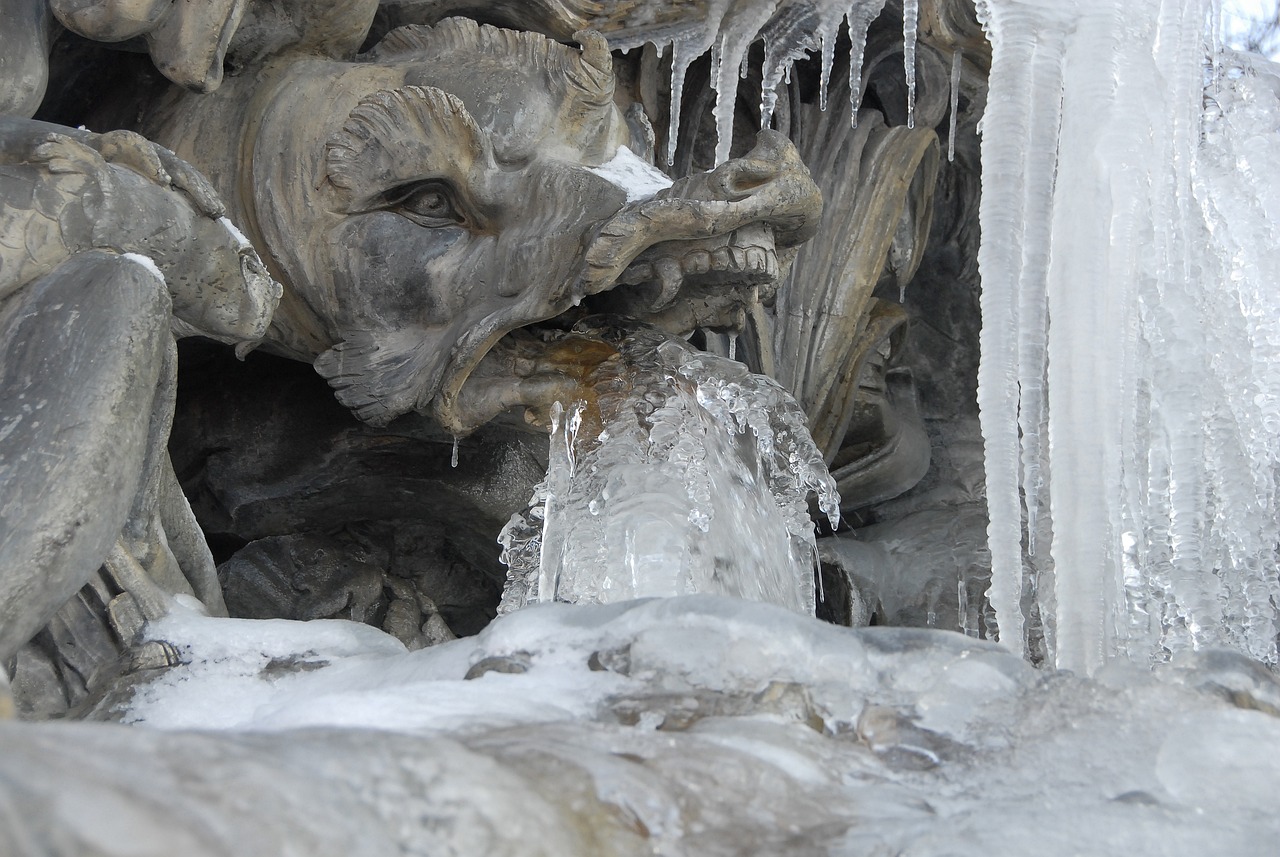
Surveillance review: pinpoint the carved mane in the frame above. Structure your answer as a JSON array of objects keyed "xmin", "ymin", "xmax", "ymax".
[{"xmin": 365, "ymin": 19, "xmax": 616, "ymax": 147}]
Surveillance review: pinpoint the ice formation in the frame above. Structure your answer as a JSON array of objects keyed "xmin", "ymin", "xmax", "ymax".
[
  {"xmin": 903, "ymin": 0, "xmax": 918, "ymax": 128},
  {"xmin": 975, "ymin": 0, "xmax": 1280, "ymax": 672},
  {"xmin": 592, "ymin": 0, "xmax": 1280, "ymax": 677},
  {"xmin": 499, "ymin": 325, "xmax": 839, "ymax": 615}
]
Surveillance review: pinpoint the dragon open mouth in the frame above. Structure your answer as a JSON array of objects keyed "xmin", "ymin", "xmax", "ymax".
[{"xmin": 435, "ymin": 225, "xmax": 785, "ymax": 437}]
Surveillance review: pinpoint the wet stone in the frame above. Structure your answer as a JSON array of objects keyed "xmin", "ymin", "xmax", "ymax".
[{"xmin": 465, "ymin": 653, "xmax": 533, "ymax": 680}]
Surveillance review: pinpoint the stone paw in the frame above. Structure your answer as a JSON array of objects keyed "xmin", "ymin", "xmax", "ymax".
[
  {"xmin": 30, "ymin": 132, "xmax": 109, "ymax": 177},
  {"xmin": 93, "ymin": 130, "xmax": 226, "ymax": 219}
]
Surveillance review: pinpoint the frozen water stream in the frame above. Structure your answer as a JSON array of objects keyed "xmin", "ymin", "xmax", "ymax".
[{"xmin": 499, "ymin": 324, "xmax": 839, "ymax": 615}]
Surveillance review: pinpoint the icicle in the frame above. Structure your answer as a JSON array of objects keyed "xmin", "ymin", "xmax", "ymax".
[
  {"xmin": 535, "ymin": 402, "xmax": 566, "ymax": 603},
  {"xmin": 845, "ymin": 3, "xmax": 888, "ymax": 128},
  {"xmin": 903, "ymin": 0, "xmax": 918, "ymax": 129},
  {"xmin": 760, "ymin": 63, "xmax": 785, "ymax": 129},
  {"xmin": 819, "ymin": 33, "xmax": 833, "ymax": 110},
  {"xmin": 564, "ymin": 400, "xmax": 584, "ymax": 477},
  {"xmin": 948, "ymin": 49, "xmax": 963, "ymax": 162},
  {"xmin": 450, "ymin": 436, "xmax": 459, "ymax": 469},
  {"xmin": 728, "ymin": 332, "xmax": 738, "ymax": 362},
  {"xmin": 1014, "ymin": 28, "xmax": 1067, "ymax": 568},
  {"xmin": 1208, "ymin": 0, "xmax": 1222, "ymax": 92},
  {"xmin": 972, "ymin": 0, "xmax": 1040, "ymax": 660},
  {"xmin": 817, "ymin": 552, "xmax": 826, "ymax": 601},
  {"xmin": 712, "ymin": 37, "xmax": 742, "ymax": 165},
  {"xmin": 536, "ymin": 400, "xmax": 586, "ymax": 604},
  {"xmin": 757, "ymin": 2, "xmax": 824, "ymax": 130},
  {"xmin": 712, "ymin": 3, "xmax": 780, "ymax": 166},
  {"xmin": 665, "ymin": 41, "xmax": 694, "ymax": 167}
]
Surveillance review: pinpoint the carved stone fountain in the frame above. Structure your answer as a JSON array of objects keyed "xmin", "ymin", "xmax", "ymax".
[{"xmin": 3, "ymin": 1, "xmax": 1278, "ymax": 853}]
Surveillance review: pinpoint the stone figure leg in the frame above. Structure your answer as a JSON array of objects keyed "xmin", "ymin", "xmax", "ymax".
[
  {"xmin": 0, "ymin": 251, "xmax": 170, "ymax": 665},
  {"xmin": 111, "ymin": 315, "xmax": 227, "ymax": 625}
]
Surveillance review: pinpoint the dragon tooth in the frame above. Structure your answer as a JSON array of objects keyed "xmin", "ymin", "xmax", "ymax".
[
  {"xmin": 651, "ymin": 257, "xmax": 684, "ymax": 310},
  {"xmin": 682, "ymin": 250, "xmax": 712, "ymax": 275}
]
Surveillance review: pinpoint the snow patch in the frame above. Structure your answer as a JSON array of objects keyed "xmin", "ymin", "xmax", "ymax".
[
  {"xmin": 589, "ymin": 146, "xmax": 673, "ymax": 202},
  {"xmin": 217, "ymin": 216, "xmax": 252, "ymax": 250},
  {"xmin": 120, "ymin": 252, "xmax": 164, "ymax": 282}
]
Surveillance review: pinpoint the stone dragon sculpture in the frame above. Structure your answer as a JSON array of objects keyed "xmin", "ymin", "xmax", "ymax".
[{"xmin": 0, "ymin": 0, "xmax": 974, "ymax": 713}]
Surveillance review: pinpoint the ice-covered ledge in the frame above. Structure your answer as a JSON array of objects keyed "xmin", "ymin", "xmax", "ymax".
[{"xmin": 5, "ymin": 595, "xmax": 1280, "ymax": 855}]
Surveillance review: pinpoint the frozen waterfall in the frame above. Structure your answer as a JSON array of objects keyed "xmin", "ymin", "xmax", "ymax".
[{"xmin": 975, "ymin": 0, "xmax": 1280, "ymax": 672}]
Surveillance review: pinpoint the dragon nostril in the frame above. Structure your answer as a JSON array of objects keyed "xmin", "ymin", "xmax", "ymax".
[{"xmin": 726, "ymin": 161, "xmax": 776, "ymax": 193}]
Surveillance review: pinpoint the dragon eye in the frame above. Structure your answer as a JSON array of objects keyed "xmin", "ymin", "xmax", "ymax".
[{"xmin": 379, "ymin": 180, "xmax": 465, "ymax": 227}]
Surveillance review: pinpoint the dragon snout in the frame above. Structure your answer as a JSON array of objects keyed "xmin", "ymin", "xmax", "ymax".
[{"xmin": 583, "ymin": 130, "xmax": 822, "ymax": 299}]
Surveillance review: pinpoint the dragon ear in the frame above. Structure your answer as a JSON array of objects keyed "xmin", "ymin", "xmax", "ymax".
[
  {"xmin": 367, "ymin": 19, "xmax": 613, "ymax": 111},
  {"xmin": 364, "ymin": 20, "xmax": 619, "ymax": 163},
  {"xmin": 314, "ymin": 326, "xmax": 452, "ymax": 426},
  {"xmin": 570, "ymin": 29, "xmax": 613, "ymax": 95},
  {"xmin": 365, "ymin": 0, "xmax": 598, "ymax": 41},
  {"xmin": 324, "ymin": 85, "xmax": 490, "ymax": 208}
]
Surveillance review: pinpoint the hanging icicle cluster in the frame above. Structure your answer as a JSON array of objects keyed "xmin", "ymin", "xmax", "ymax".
[{"xmin": 606, "ymin": 0, "xmax": 925, "ymax": 165}]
